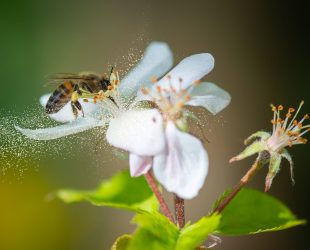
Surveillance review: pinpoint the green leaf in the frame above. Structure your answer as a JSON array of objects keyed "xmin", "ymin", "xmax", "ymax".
[
  {"xmin": 111, "ymin": 235, "xmax": 132, "ymax": 250},
  {"xmin": 56, "ymin": 170, "xmax": 158, "ymax": 213},
  {"xmin": 176, "ymin": 214, "xmax": 220, "ymax": 250},
  {"xmin": 210, "ymin": 188, "xmax": 232, "ymax": 213},
  {"xmin": 127, "ymin": 211, "xmax": 220, "ymax": 250},
  {"xmin": 128, "ymin": 211, "xmax": 179, "ymax": 250},
  {"xmin": 216, "ymin": 188, "xmax": 306, "ymax": 235}
]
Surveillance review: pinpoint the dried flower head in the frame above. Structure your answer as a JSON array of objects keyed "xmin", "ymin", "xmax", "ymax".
[{"xmin": 230, "ymin": 101, "xmax": 309, "ymax": 191}]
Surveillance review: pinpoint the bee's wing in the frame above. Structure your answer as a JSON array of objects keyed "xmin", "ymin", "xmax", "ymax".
[
  {"xmin": 43, "ymin": 79, "xmax": 67, "ymax": 87},
  {"xmin": 47, "ymin": 73, "xmax": 101, "ymax": 80},
  {"xmin": 44, "ymin": 73, "xmax": 100, "ymax": 87}
]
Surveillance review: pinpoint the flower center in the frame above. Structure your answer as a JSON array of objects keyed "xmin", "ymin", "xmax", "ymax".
[
  {"xmin": 267, "ymin": 101, "xmax": 310, "ymax": 152},
  {"xmin": 141, "ymin": 75, "xmax": 197, "ymax": 122}
]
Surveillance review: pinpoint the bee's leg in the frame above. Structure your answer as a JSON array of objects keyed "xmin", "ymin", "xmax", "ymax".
[
  {"xmin": 73, "ymin": 84, "xmax": 82, "ymax": 95},
  {"xmin": 72, "ymin": 100, "xmax": 84, "ymax": 117},
  {"xmin": 108, "ymin": 96, "xmax": 118, "ymax": 107},
  {"xmin": 71, "ymin": 102, "xmax": 79, "ymax": 118}
]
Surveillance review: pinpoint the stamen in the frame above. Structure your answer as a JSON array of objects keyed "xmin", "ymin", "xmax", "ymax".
[
  {"xmin": 297, "ymin": 137, "xmax": 307, "ymax": 144},
  {"xmin": 184, "ymin": 95, "xmax": 191, "ymax": 101},
  {"xmin": 288, "ymin": 140, "xmax": 293, "ymax": 147},
  {"xmin": 271, "ymin": 104, "xmax": 277, "ymax": 132},
  {"xmin": 141, "ymin": 87, "xmax": 149, "ymax": 95},
  {"xmin": 288, "ymin": 100, "xmax": 304, "ymax": 129},
  {"xmin": 151, "ymin": 76, "xmax": 158, "ymax": 83},
  {"xmin": 283, "ymin": 107, "xmax": 295, "ymax": 129},
  {"xmin": 289, "ymin": 108, "xmax": 295, "ymax": 113},
  {"xmin": 298, "ymin": 128, "xmax": 310, "ymax": 137},
  {"xmin": 194, "ymin": 80, "xmax": 201, "ymax": 86},
  {"xmin": 83, "ymin": 99, "xmax": 89, "ymax": 103},
  {"xmin": 177, "ymin": 102, "xmax": 184, "ymax": 109},
  {"xmin": 278, "ymin": 105, "xmax": 284, "ymax": 111}
]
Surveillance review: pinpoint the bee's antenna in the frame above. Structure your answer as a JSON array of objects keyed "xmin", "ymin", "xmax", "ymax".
[{"xmin": 110, "ymin": 66, "xmax": 115, "ymax": 75}]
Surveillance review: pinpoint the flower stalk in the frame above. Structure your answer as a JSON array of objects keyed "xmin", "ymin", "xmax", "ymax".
[
  {"xmin": 144, "ymin": 171, "xmax": 175, "ymax": 223},
  {"xmin": 214, "ymin": 157, "xmax": 263, "ymax": 213},
  {"xmin": 174, "ymin": 195, "xmax": 185, "ymax": 228}
]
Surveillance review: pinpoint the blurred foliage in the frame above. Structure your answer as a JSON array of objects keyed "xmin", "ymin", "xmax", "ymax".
[{"xmin": 0, "ymin": 173, "xmax": 71, "ymax": 250}]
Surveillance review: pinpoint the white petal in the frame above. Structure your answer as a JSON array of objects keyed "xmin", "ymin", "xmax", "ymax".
[
  {"xmin": 119, "ymin": 41, "xmax": 173, "ymax": 98},
  {"xmin": 106, "ymin": 109, "xmax": 165, "ymax": 156},
  {"xmin": 153, "ymin": 122, "xmax": 208, "ymax": 199},
  {"xmin": 15, "ymin": 117, "xmax": 105, "ymax": 141},
  {"xmin": 40, "ymin": 93, "xmax": 100, "ymax": 123},
  {"xmin": 186, "ymin": 82, "xmax": 231, "ymax": 114},
  {"xmin": 129, "ymin": 153, "xmax": 153, "ymax": 177},
  {"xmin": 154, "ymin": 53, "xmax": 214, "ymax": 92}
]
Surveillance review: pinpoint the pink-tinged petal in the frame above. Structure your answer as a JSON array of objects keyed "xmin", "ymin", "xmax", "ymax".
[
  {"xmin": 153, "ymin": 122, "xmax": 208, "ymax": 199},
  {"xmin": 186, "ymin": 82, "xmax": 231, "ymax": 115},
  {"xmin": 119, "ymin": 42, "xmax": 173, "ymax": 99},
  {"xmin": 15, "ymin": 117, "xmax": 105, "ymax": 141},
  {"xmin": 106, "ymin": 109, "xmax": 165, "ymax": 156},
  {"xmin": 129, "ymin": 153, "xmax": 153, "ymax": 177},
  {"xmin": 40, "ymin": 93, "xmax": 99, "ymax": 123},
  {"xmin": 154, "ymin": 53, "xmax": 214, "ymax": 92}
]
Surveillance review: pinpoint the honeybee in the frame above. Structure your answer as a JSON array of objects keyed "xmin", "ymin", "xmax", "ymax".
[{"xmin": 45, "ymin": 68, "xmax": 119, "ymax": 118}]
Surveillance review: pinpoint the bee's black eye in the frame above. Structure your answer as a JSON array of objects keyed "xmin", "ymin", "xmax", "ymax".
[{"xmin": 100, "ymin": 80, "xmax": 110, "ymax": 91}]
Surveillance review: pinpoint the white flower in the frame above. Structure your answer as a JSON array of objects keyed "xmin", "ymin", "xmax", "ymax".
[
  {"xmin": 16, "ymin": 43, "xmax": 231, "ymax": 199},
  {"xmin": 230, "ymin": 101, "xmax": 309, "ymax": 191},
  {"xmin": 107, "ymin": 52, "xmax": 231, "ymax": 199},
  {"xmin": 15, "ymin": 41, "xmax": 174, "ymax": 140}
]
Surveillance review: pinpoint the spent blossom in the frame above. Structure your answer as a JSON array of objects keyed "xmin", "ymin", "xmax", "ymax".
[{"xmin": 230, "ymin": 101, "xmax": 309, "ymax": 191}]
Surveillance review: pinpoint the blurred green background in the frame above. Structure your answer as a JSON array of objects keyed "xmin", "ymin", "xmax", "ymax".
[{"xmin": 0, "ymin": 0, "xmax": 309, "ymax": 249}]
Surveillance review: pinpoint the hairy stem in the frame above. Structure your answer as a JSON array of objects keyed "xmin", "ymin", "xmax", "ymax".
[
  {"xmin": 174, "ymin": 195, "xmax": 185, "ymax": 229},
  {"xmin": 214, "ymin": 158, "xmax": 262, "ymax": 213},
  {"xmin": 144, "ymin": 172, "xmax": 175, "ymax": 223}
]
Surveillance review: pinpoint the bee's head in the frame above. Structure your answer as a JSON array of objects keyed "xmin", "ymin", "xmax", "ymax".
[{"xmin": 100, "ymin": 78, "xmax": 111, "ymax": 91}]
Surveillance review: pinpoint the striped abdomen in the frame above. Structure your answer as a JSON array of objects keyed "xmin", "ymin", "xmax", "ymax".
[{"xmin": 45, "ymin": 81, "xmax": 74, "ymax": 114}]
